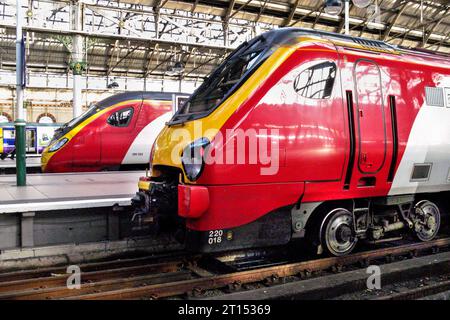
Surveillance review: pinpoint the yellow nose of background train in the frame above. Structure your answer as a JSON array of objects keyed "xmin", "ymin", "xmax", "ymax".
[{"xmin": 40, "ymin": 146, "xmax": 51, "ymax": 171}]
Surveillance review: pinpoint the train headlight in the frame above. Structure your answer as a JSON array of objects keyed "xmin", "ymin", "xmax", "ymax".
[
  {"xmin": 48, "ymin": 138, "xmax": 68, "ymax": 152},
  {"xmin": 181, "ymin": 137, "xmax": 210, "ymax": 181}
]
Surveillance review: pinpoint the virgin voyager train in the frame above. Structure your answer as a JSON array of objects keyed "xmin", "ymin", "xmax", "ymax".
[
  {"xmin": 41, "ymin": 91, "xmax": 188, "ymax": 172},
  {"xmin": 132, "ymin": 28, "xmax": 450, "ymax": 256}
]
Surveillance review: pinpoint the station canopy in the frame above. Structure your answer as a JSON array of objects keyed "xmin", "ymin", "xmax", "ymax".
[{"xmin": 0, "ymin": 0, "xmax": 448, "ymax": 81}]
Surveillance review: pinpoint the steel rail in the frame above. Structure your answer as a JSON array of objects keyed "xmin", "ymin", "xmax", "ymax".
[
  {"xmin": 0, "ymin": 251, "xmax": 186, "ymax": 282},
  {"xmin": 0, "ymin": 271, "xmax": 193, "ymax": 300},
  {"xmin": 376, "ymin": 279, "xmax": 450, "ymax": 300},
  {"xmin": 1, "ymin": 238, "xmax": 448, "ymax": 300},
  {"xmin": 65, "ymin": 237, "xmax": 450, "ymax": 300},
  {"xmin": 0, "ymin": 261, "xmax": 184, "ymax": 295}
]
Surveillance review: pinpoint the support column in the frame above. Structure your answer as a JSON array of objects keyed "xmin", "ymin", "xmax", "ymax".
[
  {"xmin": 15, "ymin": 0, "xmax": 26, "ymax": 186},
  {"xmin": 344, "ymin": 0, "xmax": 350, "ymax": 35},
  {"xmin": 223, "ymin": 22, "xmax": 229, "ymax": 47},
  {"xmin": 71, "ymin": 0, "xmax": 84, "ymax": 118}
]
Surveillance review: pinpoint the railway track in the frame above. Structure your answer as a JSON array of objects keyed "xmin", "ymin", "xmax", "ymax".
[
  {"xmin": 375, "ymin": 279, "xmax": 450, "ymax": 300},
  {"xmin": 0, "ymin": 237, "xmax": 449, "ymax": 300}
]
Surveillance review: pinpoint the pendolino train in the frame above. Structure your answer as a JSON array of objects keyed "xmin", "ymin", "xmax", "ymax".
[
  {"xmin": 132, "ymin": 28, "xmax": 450, "ymax": 256},
  {"xmin": 41, "ymin": 91, "xmax": 188, "ymax": 173}
]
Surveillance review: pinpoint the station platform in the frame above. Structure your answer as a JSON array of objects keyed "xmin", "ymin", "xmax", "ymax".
[
  {"xmin": 0, "ymin": 156, "xmax": 42, "ymax": 174},
  {"xmin": 0, "ymin": 171, "xmax": 145, "ymax": 251},
  {"xmin": 0, "ymin": 171, "xmax": 143, "ymax": 213}
]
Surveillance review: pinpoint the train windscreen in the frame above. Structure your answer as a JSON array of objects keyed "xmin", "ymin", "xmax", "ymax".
[
  {"xmin": 51, "ymin": 104, "xmax": 100, "ymax": 142},
  {"xmin": 170, "ymin": 36, "xmax": 273, "ymax": 124},
  {"xmin": 51, "ymin": 93, "xmax": 134, "ymax": 142},
  {"xmin": 66, "ymin": 105, "xmax": 99, "ymax": 128}
]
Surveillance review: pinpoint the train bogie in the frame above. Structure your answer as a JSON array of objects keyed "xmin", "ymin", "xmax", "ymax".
[{"xmin": 303, "ymin": 196, "xmax": 443, "ymax": 256}]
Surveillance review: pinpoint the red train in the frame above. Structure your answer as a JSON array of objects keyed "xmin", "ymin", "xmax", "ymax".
[
  {"xmin": 132, "ymin": 28, "xmax": 450, "ymax": 256},
  {"xmin": 41, "ymin": 92, "xmax": 188, "ymax": 173}
]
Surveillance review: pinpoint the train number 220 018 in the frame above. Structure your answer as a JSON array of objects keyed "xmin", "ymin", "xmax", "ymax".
[{"xmin": 208, "ymin": 230, "xmax": 223, "ymax": 245}]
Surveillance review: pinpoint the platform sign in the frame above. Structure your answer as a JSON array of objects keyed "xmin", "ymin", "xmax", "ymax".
[{"xmin": 20, "ymin": 39, "xmax": 26, "ymax": 88}]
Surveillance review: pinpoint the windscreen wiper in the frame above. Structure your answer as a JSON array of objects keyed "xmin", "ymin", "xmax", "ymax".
[{"xmin": 167, "ymin": 113, "xmax": 196, "ymax": 126}]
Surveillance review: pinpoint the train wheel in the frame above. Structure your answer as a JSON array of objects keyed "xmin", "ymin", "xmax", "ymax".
[
  {"xmin": 412, "ymin": 200, "xmax": 441, "ymax": 242},
  {"xmin": 320, "ymin": 208, "xmax": 357, "ymax": 256}
]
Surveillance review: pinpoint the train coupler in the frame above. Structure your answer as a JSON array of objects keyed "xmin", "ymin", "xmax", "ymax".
[{"xmin": 131, "ymin": 191, "xmax": 158, "ymax": 231}]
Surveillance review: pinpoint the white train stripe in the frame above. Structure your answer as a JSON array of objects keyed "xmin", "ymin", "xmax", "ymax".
[
  {"xmin": 389, "ymin": 77, "xmax": 450, "ymax": 195},
  {"xmin": 121, "ymin": 112, "xmax": 172, "ymax": 165}
]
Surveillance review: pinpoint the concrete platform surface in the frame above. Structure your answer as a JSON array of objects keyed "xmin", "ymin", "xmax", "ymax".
[
  {"xmin": 0, "ymin": 171, "xmax": 144, "ymax": 213},
  {"xmin": 0, "ymin": 156, "xmax": 41, "ymax": 168}
]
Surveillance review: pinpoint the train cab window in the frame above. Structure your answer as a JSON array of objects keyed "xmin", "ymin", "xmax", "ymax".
[
  {"xmin": 172, "ymin": 35, "xmax": 271, "ymax": 124},
  {"xmin": 107, "ymin": 108, "xmax": 134, "ymax": 127},
  {"xmin": 180, "ymin": 40, "xmax": 267, "ymax": 115},
  {"xmin": 294, "ymin": 61, "xmax": 337, "ymax": 99}
]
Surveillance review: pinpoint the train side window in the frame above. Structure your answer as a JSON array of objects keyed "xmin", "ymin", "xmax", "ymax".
[
  {"xmin": 107, "ymin": 108, "xmax": 134, "ymax": 127},
  {"xmin": 293, "ymin": 61, "xmax": 336, "ymax": 99}
]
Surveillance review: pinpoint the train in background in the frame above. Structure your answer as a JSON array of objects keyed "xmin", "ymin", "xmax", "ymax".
[
  {"xmin": 41, "ymin": 91, "xmax": 189, "ymax": 173},
  {"xmin": 0, "ymin": 123, "xmax": 60, "ymax": 155},
  {"xmin": 132, "ymin": 28, "xmax": 450, "ymax": 256}
]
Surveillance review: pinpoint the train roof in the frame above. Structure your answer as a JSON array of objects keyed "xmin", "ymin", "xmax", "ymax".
[
  {"xmin": 263, "ymin": 27, "xmax": 450, "ymax": 63},
  {"xmin": 95, "ymin": 91, "xmax": 187, "ymax": 109}
]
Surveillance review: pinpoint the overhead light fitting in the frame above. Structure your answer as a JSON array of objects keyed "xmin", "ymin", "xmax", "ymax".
[
  {"xmin": 324, "ymin": 0, "xmax": 343, "ymax": 15},
  {"xmin": 166, "ymin": 61, "xmax": 185, "ymax": 75},
  {"xmin": 352, "ymin": 0, "xmax": 373, "ymax": 9},
  {"xmin": 107, "ymin": 81, "xmax": 119, "ymax": 89},
  {"xmin": 171, "ymin": 62, "xmax": 185, "ymax": 73}
]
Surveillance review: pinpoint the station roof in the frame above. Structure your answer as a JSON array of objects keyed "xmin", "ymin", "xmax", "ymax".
[{"xmin": 0, "ymin": 0, "xmax": 448, "ymax": 81}]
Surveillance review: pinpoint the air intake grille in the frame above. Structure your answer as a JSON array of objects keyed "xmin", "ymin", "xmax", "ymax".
[
  {"xmin": 353, "ymin": 38, "xmax": 384, "ymax": 48},
  {"xmin": 425, "ymin": 87, "xmax": 445, "ymax": 107}
]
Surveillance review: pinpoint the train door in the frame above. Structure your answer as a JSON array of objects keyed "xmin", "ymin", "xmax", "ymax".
[
  {"xmin": 284, "ymin": 50, "xmax": 346, "ymax": 182},
  {"xmin": 25, "ymin": 127, "xmax": 37, "ymax": 154},
  {"xmin": 100, "ymin": 100, "xmax": 142, "ymax": 168},
  {"xmin": 354, "ymin": 59, "xmax": 386, "ymax": 174}
]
